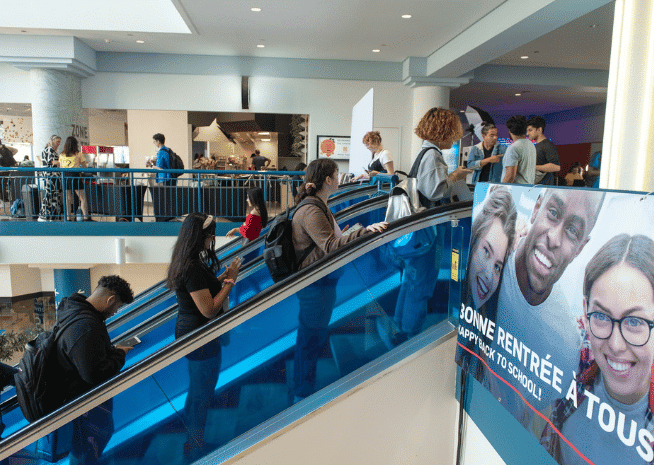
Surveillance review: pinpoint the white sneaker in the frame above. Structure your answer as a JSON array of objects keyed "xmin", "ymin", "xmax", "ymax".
[{"xmin": 37, "ymin": 217, "xmax": 49, "ymax": 222}]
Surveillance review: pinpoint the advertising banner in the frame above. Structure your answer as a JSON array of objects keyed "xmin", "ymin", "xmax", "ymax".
[{"xmin": 455, "ymin": 183, "xmax": 654, "ymax": 465}]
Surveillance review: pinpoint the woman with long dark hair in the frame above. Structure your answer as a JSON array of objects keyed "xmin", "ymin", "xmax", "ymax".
[
  {"xmin": 543, "ymin": 234, "xmax": 654, "ymax": 464},
  {"xmin": 226, "ymin": 187, "xmax": 268, "ymax": 244},
  {"xmin": 291, "ymin": 158, "xmax": 387, "ymax": 401},
  {"xmin": 59, "ymin": 136, "xmax": 89, "ymax": 221},
  {"xmin": 166, "ymin": 212, "xmax": 241, "ymax": 459}
]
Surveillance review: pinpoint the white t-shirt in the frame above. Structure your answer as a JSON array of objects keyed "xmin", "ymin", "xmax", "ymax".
[
  {"xmin": 501, "ymin": 138, "xmax": 536, "ymax": 184},
  {"xmin": 488, "ymin": 249, "xmax": 580, "ymax": 433},
  {"xmin": 370, "ymin": 149, "xmax": 392, "ymax": 169}
]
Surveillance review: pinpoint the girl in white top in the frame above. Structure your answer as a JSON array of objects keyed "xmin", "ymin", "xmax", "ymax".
[{"xmin": 355, "ymin": 131, "xmax": 394, "ymax": 180}]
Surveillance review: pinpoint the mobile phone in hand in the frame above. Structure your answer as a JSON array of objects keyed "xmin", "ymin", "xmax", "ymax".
[
  {"xmin": 342, "ymin": 223, "xmax": 363, "ymax": 236},
  {"xmin": 121, "ymin": 336, "xmax": 141, "ymax": 347}
]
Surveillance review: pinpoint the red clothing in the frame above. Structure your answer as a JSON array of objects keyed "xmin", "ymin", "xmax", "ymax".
[{"xmin": 239, "ymin": 213, "xmax": 263, "ymax": 240}]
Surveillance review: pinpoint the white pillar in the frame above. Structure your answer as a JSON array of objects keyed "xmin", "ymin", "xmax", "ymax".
[
  {"xmin": 601, "ymin": 0, "xmax": 654, "ymax": 191},
  {"xmin": 411, "ymin": 86, "xmax": 450, "ymax": 160},
  {"xmin": 30, "ymin": 69, "xmax": 88, "ymax": 159}
]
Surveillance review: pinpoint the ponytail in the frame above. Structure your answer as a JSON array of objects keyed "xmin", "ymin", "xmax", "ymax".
[{"xmin": 294, "ymin": 158, "xmax": 338, "ymax": 204}]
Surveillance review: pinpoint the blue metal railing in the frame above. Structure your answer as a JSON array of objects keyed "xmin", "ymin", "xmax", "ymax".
[{"xmin": 0, "ymin": 167, "xmax": 307, "ymax": 222}]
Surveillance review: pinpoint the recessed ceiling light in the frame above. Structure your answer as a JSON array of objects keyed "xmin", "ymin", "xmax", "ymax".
[
  {"xmin": 251, "ymin": 7, "xmax": 261, "ymax": 12},
  {"xmin": 521, "ymin": 55, "xmax": 529, "ymax": 59},
  {"xmin": 515, "ymin": 93, "xmax": 522, "ymax": 96},
  {"xmin": 259, "ymin": 132, "xmax": 270, "ymax": 135},
  {"xmin": 7, "ymin": 108, "xmax": 12, "ymax": 110},
  {"xmin": 104, "ymin": 39, "xmax": 112, "ymax": 43},
  {"xmin": 402, "ymin": 14, "xmax": 412, "ymax": 19},
  {"xmin": 261, "ymin": 138, "xmax": 271, "ymax": 142},
  {"xmin": 257, "ymin": 44, "xmax": 265, "ymax": 48},
  {"xmin": 459, "ymin": 110, "xmax": 465, "ymax": 113},
  {"xmin": 372, "ymin": 49, "xmax": 381, "ymax": 53},
  {"xmin": 136, "ymin": 40, "xmax": 145, "ymax": 44}
]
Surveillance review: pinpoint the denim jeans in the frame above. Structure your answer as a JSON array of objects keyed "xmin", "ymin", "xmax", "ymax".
[
  {"xmin": 185, "ymin": 350, "xmax": 221, "ymax": 448},
  {"xmin": 293, "ymin": 276, "xmax": 338, "ymax": 398},
  {"xmin": 393, "ymin": 237, "xmax": 442, "ymax": 337}
]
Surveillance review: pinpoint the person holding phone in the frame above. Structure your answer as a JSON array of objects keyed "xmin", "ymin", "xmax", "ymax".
[
  {"xmin": 354, "ymin": 131, "xmax": 394, "ymax": 180},
  {"xmin": 167, "ymin": 213, "xmax": 242, "ymax": 460}
]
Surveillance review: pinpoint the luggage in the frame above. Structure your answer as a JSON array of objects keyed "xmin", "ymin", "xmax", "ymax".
[{"xmin": 22, "ymin": 184, "xmax": 40, "ymax": 220}]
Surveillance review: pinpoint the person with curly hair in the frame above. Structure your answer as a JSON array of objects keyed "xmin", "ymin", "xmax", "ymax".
[
  {"xmin": 412, "ymin": 108, "xmax": 472, "ymax": 207},
  {"xmin": 355, "ymin": 131, "xmax": 394, "ymax": 180}
]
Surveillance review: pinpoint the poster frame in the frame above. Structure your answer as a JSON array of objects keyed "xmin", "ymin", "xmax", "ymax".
[{"xmin": 317, "ymin": 135, "xmax": 351, "ymax": 160}]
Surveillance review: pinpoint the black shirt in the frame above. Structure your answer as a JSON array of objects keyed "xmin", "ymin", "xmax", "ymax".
[
  {"xmin": 175, "ymin": 259, "xmax": 223, "ymax": 360},
  {"xmin": 478, "ymin": 145, "xmax": 494, "ymax": 183},
  {"xmin": 535, "ymin": 139, "xmax": 560, "ymax": 185}
]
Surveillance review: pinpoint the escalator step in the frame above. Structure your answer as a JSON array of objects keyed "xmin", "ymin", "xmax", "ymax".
[
  {"xmin": 234, "ymin": 383, "xmax": 290, "ymax": 436},
  {"xmin": 284, "ymin": 359, "xmax": 339, "ymax": 393},
  {"xmin": 329, "ymin": 333, "xmax": 386, "ymax": 377},
  {"xmin": 142, "ymin": 433, "xmax": 187, "ymax": 465},
  {"xmin": 203, "ymin": 408, "xmax": 238, "ymax": 446}
]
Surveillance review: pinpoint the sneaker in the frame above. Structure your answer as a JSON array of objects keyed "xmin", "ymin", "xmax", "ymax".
[{"xmin": 37, "ymin": 217, "xmax": 48, "ymax": 222}]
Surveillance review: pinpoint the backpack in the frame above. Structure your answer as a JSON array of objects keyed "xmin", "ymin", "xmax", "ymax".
[
  {"xmin": 407, "ymin": 146, "xmax": 438, "ymax": 209},
  {"xmin": 263, "ymin": 197, "xmax": 330, "ymax": 283},
  {"xmin": 164, "ymin": 147, "xmax": 184, "ymax": 178},
  {"xmin": 14, "ymin": 317, "xmax": 80, "ymax": 422}
]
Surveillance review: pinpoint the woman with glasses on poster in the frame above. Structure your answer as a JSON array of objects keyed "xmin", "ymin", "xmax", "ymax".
[{"xmin": 542, "ymin": 234, "xmax": 654, "ymax": 465}]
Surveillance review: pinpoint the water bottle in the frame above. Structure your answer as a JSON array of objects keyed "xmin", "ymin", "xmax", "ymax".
[{"xmin": 76, "ymin": 207, "xmax": 83, "ymax": 222}]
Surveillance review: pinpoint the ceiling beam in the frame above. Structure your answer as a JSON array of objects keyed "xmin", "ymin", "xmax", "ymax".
[{"xmin": 427, "ymin": 0, "xmax": 614, "ymax": 78}]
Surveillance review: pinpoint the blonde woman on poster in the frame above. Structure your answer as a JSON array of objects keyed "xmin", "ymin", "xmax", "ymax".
[{"xmin": 543, "ymin": 234, "xmax": 654, "ymax": 465}]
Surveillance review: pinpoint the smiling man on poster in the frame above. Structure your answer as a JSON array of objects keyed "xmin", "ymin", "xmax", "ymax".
[{"xmin": 491, "ymin": 188, "xmax": 605, "ymax": 432}]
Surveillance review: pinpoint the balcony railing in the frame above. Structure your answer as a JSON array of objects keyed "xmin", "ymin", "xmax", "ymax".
[{"xmin": 0, "ymin": 167, "xmax": 307, "ymax": 223}]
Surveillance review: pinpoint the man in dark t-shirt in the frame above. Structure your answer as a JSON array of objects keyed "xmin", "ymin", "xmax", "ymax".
[
  {"xmin": 527, "ymin": 116, "xmax": 560, "ymax": 185},
  {"xmin": 250, "ymin": 150, "xmax": 270, "ymax": 170}
]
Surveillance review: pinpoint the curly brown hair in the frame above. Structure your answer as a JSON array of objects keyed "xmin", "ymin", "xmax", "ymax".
[
  {"xmin": 362, "ymin": 131, "xmax": 382, "ymax": 147},
  {"xmin": 414, "ymin": 108, "xmax": 463, "ymax": 146}
]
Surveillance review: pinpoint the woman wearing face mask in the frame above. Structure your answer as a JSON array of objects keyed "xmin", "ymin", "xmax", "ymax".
[
  {"xmin": 542, "ymin": 234, "xmax": 654, "ymax": 465},
  {"xmin": 166, "ymin": 212, "xmax": 242, "ymax": 459},
  {"xmin": 291, "ymin": 158, "xmax": 387, "ymax": 401}
]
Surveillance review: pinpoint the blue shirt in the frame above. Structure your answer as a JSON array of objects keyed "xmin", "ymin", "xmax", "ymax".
[
  {"xmin": 589, "ymin": 151, "xmax": 601, "ymax": 188},
  {"xmin": 156, "ymin": 146, "xmax": 171, "ymax": 183}
]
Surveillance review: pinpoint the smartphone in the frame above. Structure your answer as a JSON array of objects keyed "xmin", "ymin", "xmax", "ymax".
[
  {"xmin": 121, "ymin": 336, "xmax": 141, "ymax": 347},
  {"xmin": 342, "ymin": 223, "xmax": 364, "ymax": 236}
]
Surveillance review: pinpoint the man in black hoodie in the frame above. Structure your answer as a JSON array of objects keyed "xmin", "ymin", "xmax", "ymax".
[{"xmin": 54, "ymin": 275, "xmax": 134, "ymax": 464}]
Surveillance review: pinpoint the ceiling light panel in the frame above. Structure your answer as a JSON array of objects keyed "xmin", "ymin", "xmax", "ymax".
[{"xmin": 3, "ymin": 0, "xmax": 191, "ymax": 33}]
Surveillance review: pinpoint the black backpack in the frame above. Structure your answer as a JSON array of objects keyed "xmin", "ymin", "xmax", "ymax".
[
  {"xmin": 14, "ymin": 317, "xmax": 81, "ymax": 422},
  {"xmin": 263, "ymin": 198, "xmax": 330, "ymax": 283},
  {"xmin": 408, "ymin": 146, "xmax": 440, "ymax": 209},
  {"xmin": 164, "ymin": 148, "xmax": 184, "ymax": 177}
]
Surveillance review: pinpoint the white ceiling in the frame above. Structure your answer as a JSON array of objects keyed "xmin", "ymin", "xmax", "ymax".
[
  {"xmin": 0, "ymin": 0, "xmax": 506, "ymax": 62},
  {"xmin": 0, "ymin": 1, "xmax": 617, "ymax": 118},
  {"xmin": 489, "ymin": 1, "xmax": 614, "ymax": 70}
]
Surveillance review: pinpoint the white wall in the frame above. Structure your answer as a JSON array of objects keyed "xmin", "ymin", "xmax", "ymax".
[
  {"xmin": 126, "ymin": 109, "xmax": 190, "ymax": 169},
  {"xmin": 231, "ymin": 335, "xmax": 459, "ymax": 465},
  {"xmin": 9, "ymin": 265, "xmax": 42, "ymax": 297},
  {"xmin": 82, "ymin": 73, "xmax": 414, "ymax": 172},
  {"xmin": 90, "ymin": 263, "xmax": 168, "ymax": 296},
  {"xmin": 0, "ymin": 64, "xmax": 30, "ymax": 103},
  {"xmin": 0, "ymin": 266, "xmax": 11, "ymax": 298},
  {"xmin": 88, "ymin": 110, "xmax": 126, "ymax": 146}
]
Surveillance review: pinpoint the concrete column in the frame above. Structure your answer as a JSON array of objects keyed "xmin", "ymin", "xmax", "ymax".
[
  {"xmin": 30, "ymin": 69, "xmax": 89, "ymax": 159},
  {"xmin": 601, "ymin": 0, "xmax": 654, "ymax": 191},
  {"xmin": 411, "ymin": 86, "xmax": 450, "ymax": 159},
  {"xmin": 53, "ymin": 268, "xmax": 91, "ymax": 309}
]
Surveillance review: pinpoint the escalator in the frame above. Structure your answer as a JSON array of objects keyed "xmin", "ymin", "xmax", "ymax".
[
  {"xmin": 0, "ymin": 200, "xmax": 471, "ymax": 464},
  {"xmin": 0, "ymin": 185, "xmax": 385, "ymax": 428}
]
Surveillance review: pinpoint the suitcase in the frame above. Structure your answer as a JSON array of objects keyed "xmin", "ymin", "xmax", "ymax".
[{"xmin": 22, "ymin": 184, "xmax": 40, "ymax": 220}]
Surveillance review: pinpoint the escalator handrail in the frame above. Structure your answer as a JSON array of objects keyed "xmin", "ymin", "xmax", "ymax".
[{"xmin": 0, "ymin": 201, "xmax": 471, "ymax": 459}]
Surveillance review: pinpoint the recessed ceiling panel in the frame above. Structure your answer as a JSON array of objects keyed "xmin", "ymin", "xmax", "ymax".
[{"xmin": 2, "ymin": 0, "xmax": 191, "ymax": 33}]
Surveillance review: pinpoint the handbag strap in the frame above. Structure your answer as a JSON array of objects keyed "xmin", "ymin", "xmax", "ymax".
[{"xmin": 408, "ymin": 146, "xmax": 438, "ymax": 178}]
